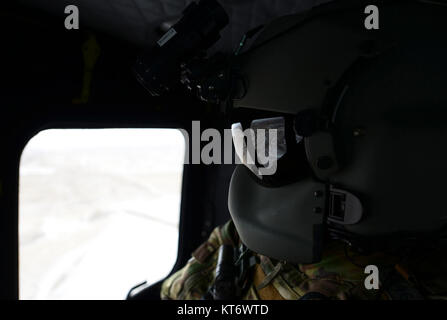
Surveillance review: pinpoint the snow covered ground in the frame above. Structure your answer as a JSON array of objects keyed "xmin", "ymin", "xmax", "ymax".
[{"xmin": 19, "ymin": 129, "xmax": 185, "ymax": 300}]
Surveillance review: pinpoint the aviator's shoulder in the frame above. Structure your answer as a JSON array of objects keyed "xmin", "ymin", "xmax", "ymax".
[{"xmin": 161, "ymin": 220, "xmax": 239, "ymax": 300}]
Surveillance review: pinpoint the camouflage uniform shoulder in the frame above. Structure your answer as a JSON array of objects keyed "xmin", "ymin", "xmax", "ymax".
[{"xmin": 161, "ymin": 220, "xmax": 239, "ymax": 300}]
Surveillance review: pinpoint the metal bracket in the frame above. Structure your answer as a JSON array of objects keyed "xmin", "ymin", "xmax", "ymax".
[{"xmin": 328, "ymin": 186, "xmax": 363, "ymax": 225}]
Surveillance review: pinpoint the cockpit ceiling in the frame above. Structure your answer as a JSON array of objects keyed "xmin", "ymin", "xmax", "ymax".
[{"xmin": 17, "ymin": 0, "xmax": 330, "ymax": 50}]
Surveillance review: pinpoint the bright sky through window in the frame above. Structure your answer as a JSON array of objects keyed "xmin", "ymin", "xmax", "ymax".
[{"xmin": 19, "ymin": 129, "xmax": 185, "ymax": 299}]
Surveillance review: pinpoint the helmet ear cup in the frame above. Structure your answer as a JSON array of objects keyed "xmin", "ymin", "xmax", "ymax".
[{"xmin": 328, "ymin": 28, "xmax": 447, "ymax": 239}]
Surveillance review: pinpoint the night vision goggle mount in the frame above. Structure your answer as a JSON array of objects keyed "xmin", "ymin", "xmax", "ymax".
[{"xmin": 134, "ymin": 0, "xmax": 252, "ymax": 105}]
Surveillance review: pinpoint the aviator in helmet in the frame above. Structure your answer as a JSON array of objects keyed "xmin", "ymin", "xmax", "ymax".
[{"xmin": 228, "ymin": 1, "xmax": 447, "ymax": 263}]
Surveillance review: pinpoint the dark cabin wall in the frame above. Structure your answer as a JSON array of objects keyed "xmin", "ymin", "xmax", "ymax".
[{"xmin": 0, "ymin": 4, "xmax": 233, "ymax": 299}]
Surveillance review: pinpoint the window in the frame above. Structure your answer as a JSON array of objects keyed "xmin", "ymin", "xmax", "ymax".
[{"xmin": 19, "ymin": 129, "xmax": 185, "ymax": 299}]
